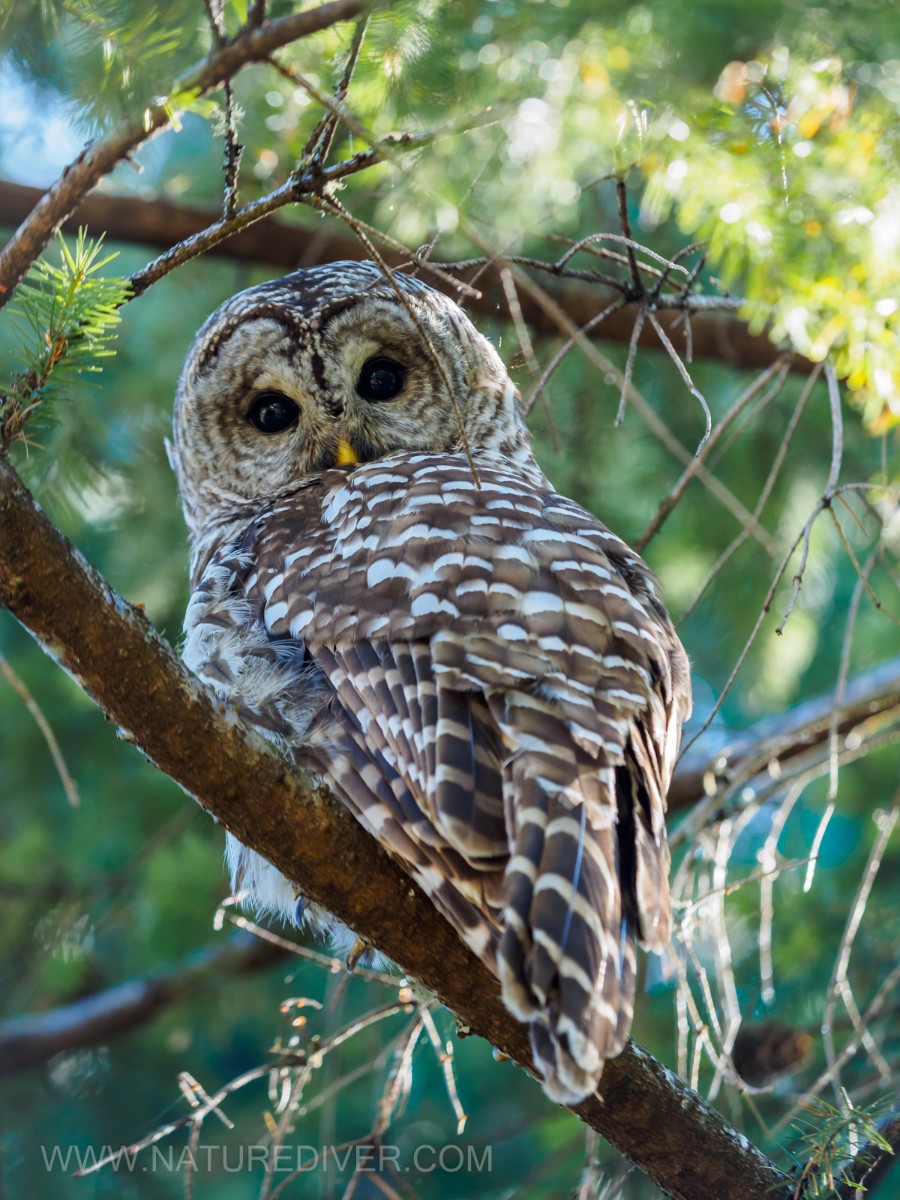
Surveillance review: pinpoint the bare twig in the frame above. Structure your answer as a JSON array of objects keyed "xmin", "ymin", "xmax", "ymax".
[
  {"xmin": 669, "ymin": 655, "xmax": 900, "ymax": 820},
  {"xmin": 822, "ymin": 793, "xmax": 900, "ymax": 1103},
  {"xmin": 215, "ymin": 904, "xmax": 397, "ymax": 985},
  {"xmin": 645, "ymin": 309, "xmax": 712, "ymax": 450},
  {"xmin": 775, "ymin": 366, "xmax": 844, "ymax": 634},
  {"xmin": 618, "ymin": 302, "xmax": 647, "ymax": 426},
  {"xmin": 758, "ymin": 779, "xmax": 809, "ymax": 1006},
  {"xmin": 636, "ymin": 358, "xmax": 790, "ymax": 553},
  {"xmin": 419, "ymin": 1006, "xmax": 467, "ymax": 1135},
  {"xmin": 500, "ymin": 266, "xmax": 560, "ymax": 445},
  {"xmin": 678, "ymin": 374, "xmax": 847, "ymax": 763},
  {"xmin": 74, "ymin": 1062, "xmax": 272, "ymax": 1175},
  {"xmin": 615, "ymin": 177, "xmax": 644, "ymax": 296},
  {"xmin": 0, "ymin": 648, "xmax": 79, "ymax": 807},
  {"xmin": 678, "ymin": 364, "xmax": 819, "ymax": 621},
  {"xmin": 300, "ymin": 16, "xmax": 369, "ymax": 165},
  {"xmin": 507, "ymin": 267, "xmax": 779, "ymax": 553},
  {"xmin": 830, "ymin": 511, "xmax": 900, "ymax": 628},
  {"xmin": 523, "ymin": 296, "xmax": 626, "ymax": 417},
  {"xmin": 805, "ymin": 543, "xmax": 876, "ymax": 899}
]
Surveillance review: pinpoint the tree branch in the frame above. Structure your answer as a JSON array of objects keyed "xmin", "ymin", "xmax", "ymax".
[
  {"xmin": 0, "ymin": 0, "xmax": 369, "ymax": 309},
  {"xmin": 669, "ymin": 656, "xmax": 900, "ymax": 817},
  {"xmin": 0, "ymin": 456, "xmax": 792, "ymax": 1200},
  {"xmin": 0, "ymin": 932, "xmax": 284, "ymax": 1077},
  {"xmin": 0, "ymin": 180, "xmax": 809, "ymax": 377},
  {"xmin": 12, "ymin": 657, "xmax": 896, "ymax": 1075}
]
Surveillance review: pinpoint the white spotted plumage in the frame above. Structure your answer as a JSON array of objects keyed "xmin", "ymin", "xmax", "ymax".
[{"xmin": 172, "ymin": 261, "xmax": 691, "ymax": 1104}]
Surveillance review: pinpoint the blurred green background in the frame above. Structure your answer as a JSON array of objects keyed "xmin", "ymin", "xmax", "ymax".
[{"xmin": 1, "ymin": 2, "xmax": 898, "ymax": 1196}]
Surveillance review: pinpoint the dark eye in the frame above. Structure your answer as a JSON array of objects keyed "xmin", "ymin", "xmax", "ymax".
[
  {"xmin": 247, "ymin": 391, "xmax": 299, "ymax": 434},
  {"xmin": 356, "ymin": 357, "xmax": 405, "ymax": 403}
]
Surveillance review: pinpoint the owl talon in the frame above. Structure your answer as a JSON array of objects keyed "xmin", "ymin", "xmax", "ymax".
[{"xmin": 345, "ymin": 936, "xmax": 371, "ymax": 973}]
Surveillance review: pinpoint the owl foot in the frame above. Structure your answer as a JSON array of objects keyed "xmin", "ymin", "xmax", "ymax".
[{"xmin": 344, "ymin": 936, "xmax": 374, "ymax": 973}]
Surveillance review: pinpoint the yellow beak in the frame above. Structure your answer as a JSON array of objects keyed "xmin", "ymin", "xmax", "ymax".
[{"xmin": 334, "ymin": 437, "xmax": 359, "ymax": 466}]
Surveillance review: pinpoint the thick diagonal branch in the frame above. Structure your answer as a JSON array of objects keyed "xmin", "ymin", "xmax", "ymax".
[
  {"xmin": 8, "ymin": 659, "xmax": 896, "ymax": 1075},
  {"xmin": 0, "ymin": 457, "xmax": 791, "ymax": 1200}
]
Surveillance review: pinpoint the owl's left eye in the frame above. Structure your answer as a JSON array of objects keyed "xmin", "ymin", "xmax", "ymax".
[
  {"xmin": 247, "ymin": 391, "xmax": 300, "ymax": 434},
  {"xmin": 356, "ymin": 357, "xmax": 405, "ymax": 403}
]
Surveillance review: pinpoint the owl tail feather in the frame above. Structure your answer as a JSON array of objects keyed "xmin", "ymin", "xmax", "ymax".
[{"xmin": 497, "ymin": 754, "xmax": 641, "ymax": 1105}]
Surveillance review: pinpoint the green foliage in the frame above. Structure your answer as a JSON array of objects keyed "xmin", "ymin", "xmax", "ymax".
[
  {"xmin": 788, "ymin": 1095, "xmax": 895, "ymax": 1197},
  {"xmin": 7, "ymin": 2, "xmax": 900, "ymax": 432},
  {"xmin": 2, "ymin": 230, "xmax": 130, "ymax": 451},
  {"xmin": 194, "ymin": 4, "xmax": 900, "ymax": 429},
  {"xmin": 3, "ymin": 0, "xmax": 205, "ymax": 124},
  {"xmin": 0, "ymin": 3, "xmax": 899, "ymax": 1199},
  {"xmin": 641, "ymin": 50, "xmax": 900, "ymax": 431}
]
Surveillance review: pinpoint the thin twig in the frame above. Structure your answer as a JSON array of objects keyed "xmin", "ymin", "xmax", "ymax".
[
  {"xmin": 679, "ymin": 369, "xmax": 846, "ymax": 761},
  {"xmin": 504, "ymin": 266, "xmax": 778, "ymax": 552},
  {"xmin": 705, "ymin": 363, "xmax": 789, "ymax": 469},
  {"xmin": 830, "ymin": 511, "xmax": 900, "ymax": 628},
  {"xmin": 419, "ymin": 1006, "xmax": 467, "ymax": 1135},
  {"xmin": 646, "ymin": 309, "xmax": 712, "ymax": 450},
  {"xmin": 679, "ymin": 364, "xmax": 818, "ymax": 621},
  {"xmin": 500, "ymin": 266, "xmax": 559, "ymax": 447},
  {"xmin": 618, "ymin": 303, "xmax": 647, "ymax": 426},
  {"xmin": 776, "ymin": 366, "xmax": 844, "ymax": 633},
  {"xmin": 805, "ymin": 544, "xmax": 878, "ymax": 898},
  {"xmin": 822, "ymin": 793, "xmax": 899, "ymax": 1103},
  {"xmin": 758, "ymin": 779, "xmax": 809, "ymax": 1006},
  {"xmin": 0, "ymin": 649, "xmax": 79, "ymax": 806},
  {"xmin": 214, "ymin": 904, "xmax": 397, "ymax": 985},
  {"xmin": 298, "ymin": 15, "xmax": 370, "ymax": 164},
  {"xmin": 74, "ymin": 1063, "xmax": 271, "ymax": 1175},
  {"xmin": 523, "ymin": 296, "xmax": 626, "ymax": 417},
  {"xmin": 615, "ymin": 177, "xmax": 644, "ymax": 296},
  {"xmin": 636, "ymin": 358, "xmax": 789, "ymax": 553}
]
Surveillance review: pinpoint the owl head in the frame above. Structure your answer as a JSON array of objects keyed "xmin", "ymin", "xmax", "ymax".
[{"xmin": 171, "ymin": 261, "xmax": 538, "ymax": 536}]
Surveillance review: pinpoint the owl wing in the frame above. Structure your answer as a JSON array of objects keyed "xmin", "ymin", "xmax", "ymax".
[{"xmin": 253, "ymin": 454, "xmax": 690, "ymax": 1103}]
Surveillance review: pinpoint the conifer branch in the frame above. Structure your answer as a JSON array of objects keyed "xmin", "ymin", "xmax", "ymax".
[{"xmin": 0, "ymin": 0, "xmax": 370, "ymax": 310}]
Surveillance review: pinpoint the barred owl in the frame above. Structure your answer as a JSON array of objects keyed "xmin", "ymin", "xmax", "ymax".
[{"xmin": 171, "ymin": 261, "xmax": 691, "ymax": 1104}]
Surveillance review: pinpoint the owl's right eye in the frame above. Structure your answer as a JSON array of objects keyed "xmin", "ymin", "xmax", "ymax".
[{"xmin": 247, "ymin": 391, "xmax": 300, "ymax": 434}]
